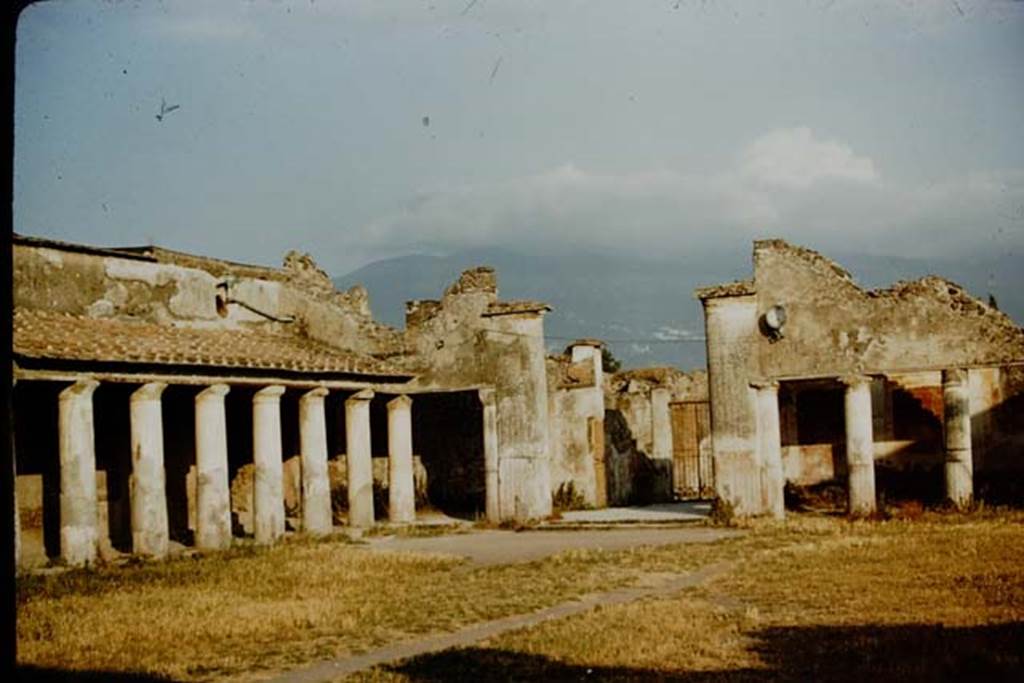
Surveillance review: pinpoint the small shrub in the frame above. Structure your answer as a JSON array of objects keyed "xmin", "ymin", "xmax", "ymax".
[
  {"xmin": 709, "ymin": 496, "xmax": 736, "ymax": 526},
  {"xmin": 552, "ymin": 481, "xmax": 589, "ymax": 511}
]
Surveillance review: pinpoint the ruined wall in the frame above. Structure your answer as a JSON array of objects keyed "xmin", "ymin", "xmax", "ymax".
[
  {"xmin": 547, "ymin": 344, "xmax": 604, "ymax": 507},
  {"xmin": 602, "ymin": 367, "xmax": 708, "ymax": 504},
  {"xmin": 753, "ymin": 240, "xmax": 1024, "ymax": 378},
  {"xmin": 404, "ymin": 268, "xmax": 553, "ymax": 520},
  {"xmin": 700, "ymin": 293, "xmax": 762, "ymax": 515},
  {"xmin": 698, "ymin": 240, "xmax": 1024, "ymax": 514},
  {"xmin": 13, "ymin": 241, "xmax": 405, "ymax": 357}
]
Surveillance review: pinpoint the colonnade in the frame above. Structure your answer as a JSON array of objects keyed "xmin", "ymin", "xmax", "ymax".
[
  {"xmin": 751, "ymin": 369, "xmax": 975, "ymax": 517},
  {"xmin": 45, "ymin": 381, "xmax": 419, "ymax": 566}
]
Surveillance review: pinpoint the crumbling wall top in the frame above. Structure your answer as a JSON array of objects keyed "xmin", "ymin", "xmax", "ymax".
[
  {"xmin": 444, "ymin": 266, "xmax": 498, "ymax": 298},
  {"xmin": 754, "ymin": 238, "xmax": 856, "ymax": 285},
  {"xmin": 695, "ymin": 279, "xmax": 755, "ymax": 300}
]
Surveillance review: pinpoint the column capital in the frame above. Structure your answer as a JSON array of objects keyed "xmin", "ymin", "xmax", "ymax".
[
  {"xmin": 749, "ymin": 379, "xmax": 779, "ymax": 391},
  {"xmin": 839, "ymin": 374, "xmax": 873, "ymax": 389},
  {"xmin": 478, "ymin": 387, "xmax": 496, "ymax": 406},
  {"xmin": 387, "ymin": 394, "xmax": 412, "ymax": 409},
  {"xmin": 60, "ymin": 377, "xmax": 100, "ymax": 399},
  {"xmin": 254, "ymin": 384, "xmax": 286, "ymax": 402},
  {"xmin": 301, "ymin": 386, "xmax": 329, "ymax": 400},
  {"xmin": 346, "ymin": 388, "xmax": 374, "ymax": 403},
  {"xmin": 197, "ymin": 384, "xmax": 230, "ymax": 400},
  {"xmin": 131, "ymin": 382, "xmax": 166, "ymax": 402}
]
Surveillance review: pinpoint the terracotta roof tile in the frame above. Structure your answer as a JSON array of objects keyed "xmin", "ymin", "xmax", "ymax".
[
  {"xmin": 694, "ymin": 279, "xmax": 755, "ymax": 300},
  {"xmin": 13, "ymin": 309, "xmax": 408, "ymax": 377}
]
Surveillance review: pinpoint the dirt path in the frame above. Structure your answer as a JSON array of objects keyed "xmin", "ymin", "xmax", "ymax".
[
  {"xmin": 362, "ymin": 526, "xmax": 741, "ymax": 567},
  {"xmin": 266, "ymin": 561, "xmax": 736, "ymax": 683}
]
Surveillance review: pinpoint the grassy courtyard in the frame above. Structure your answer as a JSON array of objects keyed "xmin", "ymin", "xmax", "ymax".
[{"xmin": 16, "ymin": 510, "xmax": 1024, "ymax": 681}]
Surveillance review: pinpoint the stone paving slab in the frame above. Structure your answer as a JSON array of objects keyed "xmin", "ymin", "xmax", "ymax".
[
  {"xmin": 363, "ymin": 526, "xmax": 738, "ymax": 567},
  {"xmin": 554, "ymin": 501, "xmax": 712, "ymax": 525}
]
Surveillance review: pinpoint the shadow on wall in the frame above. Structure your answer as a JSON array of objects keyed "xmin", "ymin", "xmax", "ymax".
[
  {"xmin": 604, "ymin": 409, "xmax": 659, "ymax": 506},
  {"xmin": 377, "ymin": 621, "xmax": 1024, "ymax": 682}
]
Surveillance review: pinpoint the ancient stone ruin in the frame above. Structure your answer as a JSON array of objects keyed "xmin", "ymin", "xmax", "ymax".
[{"xmin": 10, "ymin": 234, "xmax": 1024, "ymax": 568}]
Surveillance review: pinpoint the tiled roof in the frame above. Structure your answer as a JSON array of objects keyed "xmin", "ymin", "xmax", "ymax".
[
  {"xmin": 13, "ymin": 309, "xmax": 409, "ymax": 377},
  {"xmin": 694, "ymin": 279, "xmax": 755, "ymax": 300}
]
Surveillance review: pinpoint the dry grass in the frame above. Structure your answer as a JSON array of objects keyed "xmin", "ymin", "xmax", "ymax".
[
  {"xmin": 359, "ymin": 510, "xmax": 1024, "ymax": 682},
  {"xmin": 16, "ymin": 532, "xmax": 687, "ymax": 681}
]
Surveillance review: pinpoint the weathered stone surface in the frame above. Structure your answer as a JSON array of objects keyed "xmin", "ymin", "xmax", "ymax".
[
  {"xmin": 195, "ymin": 384, "xmax": 232, "ymax": 550},
  {"xmin": 253, "ymin": 385, "xmax": 286, "ymax": 544},
  {"xmin": 387, "ymin": 395, "xmax": 416, "ymax": 524},
  {"xmin": 345, "ymin": 390, "xmax": 375, "ymax": 528},
  {"xmin": 130, "ymin": 382, "xmax": 170, "ymax": 557},
  {"xmin": 59, "ymin": 379, "xmax": 100, "ymax": 566},
  {"xmin": 300, "ymin": 387, "xmax": 333, "ymax": 536}
]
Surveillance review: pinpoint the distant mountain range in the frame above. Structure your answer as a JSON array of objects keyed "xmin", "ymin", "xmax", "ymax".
[{"xmin": 334, "ymin": 246, "xmax": 1023, "ymax": 371}]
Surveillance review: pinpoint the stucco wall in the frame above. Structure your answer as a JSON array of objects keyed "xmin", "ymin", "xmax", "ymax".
[
  {"xmin": 547, "ymin": 345, "xmax": 604, "ymax": 507},
  {"xmin": 404, "ymin": 268, "xmax": 553, "ymax": 520},
  {"xmin": 698, "ymin": 239, "xmax": 1024, "ymax": 514}
]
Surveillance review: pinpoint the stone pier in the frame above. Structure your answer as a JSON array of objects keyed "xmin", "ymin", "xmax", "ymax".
[
  {"xmin": 842, "ymin": 375, "xmax": 876, "ymax": 516},
  {"xmin": 479, "ymin": 388, "xmax": 500, "ymax": 523},
  {"xmin": 345, "ymin": 389, "xmax": 375, "ymax": 528},
  {"xmin": 130, "ymin": 382, "xmax": 169, "ymax": 557},
  {"xmin": 650, "ymin": 386, "xmax": 673, "ymax": 502},
  {"xmin": 58, "ymin": 379, "xmax": 100, "ymax": 565},
  {"xmin": 753, "ymin": 381, "xmax": 784, "ymax": 519},
  {"xmin": 943, "ymin": 368, "xmax": 973, "ymax": 508},
  {"xmin": 387, "ymin": 395, "xmax": 415, "ymax": 524},
  {"xmin": 299, "ymin": 387, "xmax": 333, "ymax": 536},
  {"xmin": 253, "ymin": 385, "xmax": 286, "ymax": 544},
  {"xmin": 195, "ymin": 384, "xmax": 232, "ymax": 551}
]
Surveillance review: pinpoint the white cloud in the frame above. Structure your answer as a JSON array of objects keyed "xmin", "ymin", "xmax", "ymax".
[
  {"xmin": 740, "ymin": 127, "xmax": 878, "ymax": 189},
  {"xmin": 353, "ymin": 128, "xmax": 1023, "ymax": 263}
]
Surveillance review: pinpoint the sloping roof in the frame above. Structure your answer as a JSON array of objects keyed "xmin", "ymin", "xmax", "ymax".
[
  {"xmin": 13, "ymin": 309, "xmax": 409, "ymax": 377},
  {"xmin": 694, "ymin": 279, "xmax": 755, "ymax": 300}
]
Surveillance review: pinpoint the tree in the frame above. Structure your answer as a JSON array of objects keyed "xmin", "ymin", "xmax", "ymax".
[{"xmin": 601, "ymin": 346, "xmax": 622, "ymax": 373}]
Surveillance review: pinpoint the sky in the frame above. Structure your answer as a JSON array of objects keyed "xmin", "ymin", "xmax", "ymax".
[{"xmin": 14, "ymin": 0, "xmax": 1024, "ymax": 276}]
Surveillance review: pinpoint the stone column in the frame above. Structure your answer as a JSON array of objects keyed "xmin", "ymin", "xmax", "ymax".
[
  {"xmin": 59, "ymin": 379, "xmax": 100, "ymax": 566},
  {"xmin": 943, "ymin": 368, "xmax": 973, "ymax": 508},
  {"xmin": 842, "ymin": 375, "xmax": 876, "ymax": 516},
  {"xmin": 479, "ymin": 388, "xmax": 500, "ymax": 522},
  {"xmin": 130, "ymin": 382, "xmax": 169, "ymax": 557},
  {"xmin": 253, "ymin": 385, "xmax": 286, "ymax": 544},
  {"xmin": 387, "ymin": 395, "xmax": 415, "ymax": 524},
  {"xmin": 195, "ymin": 384, "xmax": 232, "ymax": 550},
  {"xmin": 345, "ymin": 389, "xmax": 374, "ymax": 528},
  {"xmin": 299, "ymin": 387, "xmax": 332, "ymax": 536},
  {"xmin": 650, "ymin": 386, "xmax": 673, "ymax": 502},
  {"xmin": 753, "ymin": 381, "xmax": 784, "ymax": 519}
]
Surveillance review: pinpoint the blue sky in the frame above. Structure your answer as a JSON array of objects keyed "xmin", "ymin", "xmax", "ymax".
[{"xmin": 14, "ymin": 0, "xmax": 1024, "ymax": 275}]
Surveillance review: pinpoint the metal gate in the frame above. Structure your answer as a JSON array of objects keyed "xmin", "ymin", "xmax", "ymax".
[{"xmin": 670, "ymin": 401, "xmax": 713, "ymax": 499}]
